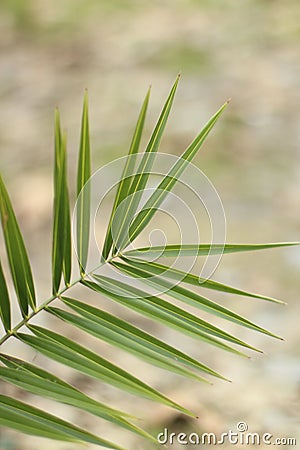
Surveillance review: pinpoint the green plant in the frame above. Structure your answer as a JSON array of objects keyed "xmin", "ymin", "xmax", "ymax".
[{"xmin": 0, "ymin": 76, "xmax": 298, "ymax": 449}]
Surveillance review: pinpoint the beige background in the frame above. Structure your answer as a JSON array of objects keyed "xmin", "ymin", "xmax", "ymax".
[{"xmin": 0, "ymin": 1, "xmax": 299, "ymax": 449}]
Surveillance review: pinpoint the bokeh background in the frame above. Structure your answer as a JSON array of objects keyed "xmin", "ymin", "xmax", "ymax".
[{"xmin": 0, "ymin": 1, "xmax": 299, "ymax": 449}]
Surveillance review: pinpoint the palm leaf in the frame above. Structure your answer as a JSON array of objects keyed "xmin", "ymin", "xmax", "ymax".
[
  {"xmin": 0, "ymin": 260, "xmax": 11, "ymax": 332},
  {"xmin": 126, "ymin": 101, "xmax": 229, "ymax": 247},
  {"xmin": 112, "ymin": 260, "xmax": 282, "ymax": 339},
  {"xmin": 0, "ymin": 365, "xmax": 153, "ymax": 441},
  {"xmin": 47, "ymin": 305, "xmax": 209, "ymax": 383},
  {"xmin": 83, "ymin": 277, "xmax": 248, "ymax": 367},
  {"xmin": 0, "ymin": 81, "xmax": 297, "ymax": 448},
  {"xmin": 52, "ymin": 112, "xmax": 71, "ymax": 293},
  {"xmin": 0, "ymin": 174, "xmax": 36, "ymax": 316},
  {"xmin": 123, "ymin": 242, "xmax": 300, "ymax": 258},
  {"xmin": 121, "ymin": 256, "xmax": 285, "ymax": 304},
  {"xmin": 52, "ymin": 110, "xmax": 63, "ymax": 293},
  {"xmin": 60, "ymin": 296, "xmax": 218, "ymax": 379},
  {"xmin": 17, "ymin": 325, "xmax": 193, "ymax": 416},
  {"xmin": 0, "ymin": 353, "xmax": 133, "ymax": 420},
  {"xmin": 62, "ymin": 174, "xmax": 72, "ymax": 286},
  {"xmin": 102, "ymin": 87, "xmax": 151, "ymax": 260},
  {"xmin": 112, "ymin": 75, "xmax": 180, "ymax": 255},
  {"xmin": 0, "ymin": 394, "xmax": 124, "ymax": 449},
  {"xmin": 76, "ymin": 91, "xmax": 91, "ymax": 273},
  {"xmin": 90, "ymin": 274, "xmax": 259, "ymax": 356}
]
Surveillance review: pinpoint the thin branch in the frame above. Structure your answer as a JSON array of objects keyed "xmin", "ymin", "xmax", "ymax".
[{"xmin": 0, "ymin": 260, "xmax": 107, "ymax": 346}]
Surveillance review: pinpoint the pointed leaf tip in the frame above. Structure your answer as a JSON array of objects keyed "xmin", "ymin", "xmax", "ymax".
[
  {"xmin": 112, "ymin": 77, "xmax": 180, "ymax": 253},
  {"xmin": 126, "ymin": 100, "xmax": 229, "ymax": 246},
  {"xmin": 102, "ymin": 85, "xmax": 151, "ymax": 259}
]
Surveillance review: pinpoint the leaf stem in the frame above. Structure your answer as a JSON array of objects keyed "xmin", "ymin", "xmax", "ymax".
[{"xmin": 0, "ymin": 260, "xmax": 107, "ymax": 346}]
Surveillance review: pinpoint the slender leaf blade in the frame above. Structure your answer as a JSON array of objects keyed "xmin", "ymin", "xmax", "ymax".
[
  {"xmin": 17, "ymin": 326, "xmax": 194, "ymax": 416},
  {"xmin": 113, "ymin": 75, "xmax": 180, "ymax": 254},
  {"xmin": 83, "ymin": 278, "xmax": 246, "ymax": 375},
  {"xmin": 102, "ymin": 88, "xmax": 151, "ymax": 260},
  {"xmin": 0, "ymin": 175, "xmax": 36, "ymax": 316},
  {"xmin": 52, "ymin": 110, "xmax": 63, "ymax": 293},
  {"xmin": 0, "ymin": 364, "xmax": 153, "ymax": 441},
  {"xmin": 47, "ymin": 305, "xmax": 209, "ymax": 383},
  {"xmin": 0, "ymin": 260, "xmax": 11, "ymax": 331},
  {"xmin": 122, "ymin": 257, "xmax": 285, "ymax": 304},
  {"xmin": 52, "ymin": 114, "xmax": 71, "ymax": 292},
  {"xmin": 61, "ymin": 296, "xmax": 217, "ymax": 379},
  {"xmin": 76, "ymin": 91, "xmax": 91, "ymax": 273},
  {"xmin": 123, "ymin": 242, "xmax": 300, "ymax": 258},
  {"xmin": 0, "ymin": 394, "xmax": 123, "ymax": 449},
  {"xmin": 113, "ymin": 260, "xmax": 282, "ymax": 339},
  {"xmin": 127, "ymin": 101, "xmax": 229, "ymax": 245},
  {"xmin": 62, "ymin": 168, "xmax": 72, "ymax": 286},
  {"xmin": 93, "ymin": 273, "xmax": 259, "ymax": 356},
  {"xmin": 0, "ymin": 353, "xmax": 132, "ymax": 419}
]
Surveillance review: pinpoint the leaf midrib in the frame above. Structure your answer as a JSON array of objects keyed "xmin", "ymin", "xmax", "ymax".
[{"xmin": 0, "ymin": 260, "xmax": 108, "ymax": 346}]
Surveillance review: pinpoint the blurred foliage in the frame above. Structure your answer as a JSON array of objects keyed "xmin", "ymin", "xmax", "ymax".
[
  {"xmin": 143, "ymin": 43, "xmax": 213, "ymax": 73},
  {"xmin": 0, "ymin": 0, "xmax": 142, "ymax": 36},
  {"xmin": 0, "ymin": 0, "xmax": 36, "ymax": 31}
]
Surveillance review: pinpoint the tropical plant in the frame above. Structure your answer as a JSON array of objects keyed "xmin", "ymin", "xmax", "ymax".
[{"xmin": 0, "ymin": 76, "xmax": 298, "ymax": 449}]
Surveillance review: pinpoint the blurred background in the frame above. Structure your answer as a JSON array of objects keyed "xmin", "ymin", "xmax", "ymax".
[{"xmin": 0, "ymin": 1, "xmax": 299, "ymax": 449}]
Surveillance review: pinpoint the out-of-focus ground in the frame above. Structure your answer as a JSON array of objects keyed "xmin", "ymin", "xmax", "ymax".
[{"xmin": 0, "ymin": 1, "xmax": 299, "ymax": 449}]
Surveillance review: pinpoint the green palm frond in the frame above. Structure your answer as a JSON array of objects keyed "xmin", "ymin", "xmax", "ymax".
[{"xmin": 0, "ymin": 78, "xmax": 298, "ymax": 449}]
